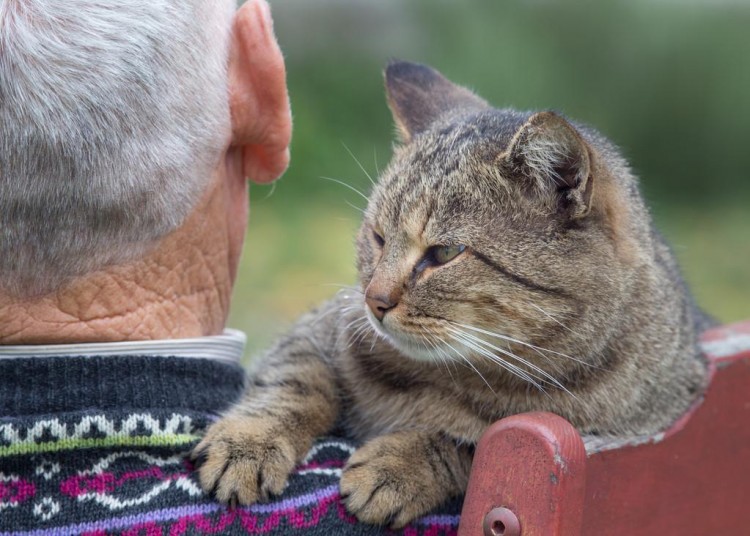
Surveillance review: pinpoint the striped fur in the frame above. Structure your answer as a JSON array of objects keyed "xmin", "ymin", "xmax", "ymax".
[{"xmin": 194, "ymin": 62, "xmax": 710, "ymax": 527}]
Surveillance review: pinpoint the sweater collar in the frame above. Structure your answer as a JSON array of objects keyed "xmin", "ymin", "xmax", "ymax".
[
  {"xmin": 0, "ymin": 350, "xmax": 246, "ymax": 417},
  {"xmin": 0, "ymin": 329, "xmax": 246, "ymax": 365}
]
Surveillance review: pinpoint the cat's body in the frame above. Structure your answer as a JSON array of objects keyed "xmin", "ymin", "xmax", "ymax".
[{"xmin": 193, "ymin": 62, "xmax": 710, "ymax": 527}]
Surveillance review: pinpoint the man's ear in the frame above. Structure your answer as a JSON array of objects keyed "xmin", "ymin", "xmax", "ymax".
[
  {"xmin": 229, "ymin": 0, "xmax": 292, "ymax": 184},
  {"xmin": 505, "ymin": 111, "xmax": 594, "ymax": 219},
  {"xmin": 384, "ymin": 61, "xmax": 487, "ymax": 143}
]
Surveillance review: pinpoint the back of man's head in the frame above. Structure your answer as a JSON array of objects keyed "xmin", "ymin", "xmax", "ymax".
[{"xmin": 0, "ymin": 0, "xmax": 235, "ymax": 297}]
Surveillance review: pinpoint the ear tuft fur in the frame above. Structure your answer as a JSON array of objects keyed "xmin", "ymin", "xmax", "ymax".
[{"xmin": 506, "ymin": 112, "xmax": 594, "ymax": 219}]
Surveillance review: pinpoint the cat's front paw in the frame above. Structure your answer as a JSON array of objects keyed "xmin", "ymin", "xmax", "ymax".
[
  {"xmin": 340, "ymin": 432, "xmax": 461, "ymax": 529},
  {"xmin": 191, "ymin": 416, "xmax": 298, "ymax": 505}
]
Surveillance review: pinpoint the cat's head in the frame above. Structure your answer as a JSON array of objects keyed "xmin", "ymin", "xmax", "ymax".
[{"xmin": 356, "ymin": 61, "xmax": 639, "ymax": 382}]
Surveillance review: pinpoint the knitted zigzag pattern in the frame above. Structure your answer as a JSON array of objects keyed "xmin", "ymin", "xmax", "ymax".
[{"xmin": 0, "ymin": 410, "xmax": 461, "ymax": 535}]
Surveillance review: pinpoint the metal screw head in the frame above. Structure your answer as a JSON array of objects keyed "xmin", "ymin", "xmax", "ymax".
[{"xmin": 483, "ymin": 507, "xmax": 521, "ymax": 536}]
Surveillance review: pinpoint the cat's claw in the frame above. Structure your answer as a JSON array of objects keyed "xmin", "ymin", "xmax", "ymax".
[
  {"xmin": 192, "ymin": 415, "xmax": 297, "ymax": 505},
  {"xmin": 339, "ymin": 433, "xmax": 454, "ymax": 529}
]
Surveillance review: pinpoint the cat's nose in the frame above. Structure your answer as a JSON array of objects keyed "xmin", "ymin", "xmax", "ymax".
[{"xmin": 366, "ymin": 294, "xmax": 398, "ymax": 322}]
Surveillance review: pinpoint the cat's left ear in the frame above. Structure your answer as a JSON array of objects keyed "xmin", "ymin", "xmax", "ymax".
[
  {"xmin": 385, "ymin": 61, "xmax": 487, "ymax": 143},
  {"xmin": 505, "ymin": 111, "xmax": 593, "ymax": 219}
]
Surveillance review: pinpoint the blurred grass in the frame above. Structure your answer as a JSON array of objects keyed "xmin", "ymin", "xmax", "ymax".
[
  {"xmin": 229, "ymin": 0, "xmax": 750, "ymax": 357},
  {"xmin": 230, "ymin": 199, "xmax": 360, "ymax": 356},
  {"xmin": 656, "ymin": 203, "xmax": 750, "ymax": 324}
]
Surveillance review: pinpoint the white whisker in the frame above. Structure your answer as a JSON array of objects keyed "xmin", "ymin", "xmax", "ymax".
[
  {"xmin": 373, "ymin": 146, "xmax": 381, "ymax": 176},
  {"xmin": 441, "ymin": 337, "xmax": 497, "ymax": 396},
  {"xmin": 261, "ymin": 181, "xmax": 277, "ymax": 200},
  {"xmin": 349, "ymin": 329, "xmax": 369, "ymax": 350},
  {"xmin": 335, "ymin": 311, "xmax": 369, "ymax": 349},
  {"xmin": 453, "ymin": 322, "xmax": 598, "ymax": 370},
  {"xmin": 344, "ymin": 200, "xmax": 365, "ymax": 214},
  {"xmin": 350, "ymin": 319, "xmax": 372, "ymax": 345},
  {"xmin": 450, "ymin": 327, "xmax": 579, "ymax": 400},
  {"xmin": 451, "ymin": 328, "xmax": 557, "ymax": 385},
  {"xmin": 421, "ymin": 327, "xmax": 458, "ymax": 386},
  {"xmin": 311, "ymin": 308, "xmax": 344, "ymax": 327},
  {"xmin": 448, "ymin": 330, "xmax": 548, "ymax": 396},
  {"xmin": 528, "ymin": 303, "xmax": 578, "ymax": 335},
  {"xmin": 467, "ymin": 324, "xmax": 562, "ymax": 378},
  {"xmin": 318, "ymin": 176, "xmax": 369, "ymax": 201},
  {"xmin": 343, "ymin": 316, "xmax": 367, "ymax": 332},
  {"xmin": 342, "ymin": 142, "xmax": 376, "ymax": 187}
]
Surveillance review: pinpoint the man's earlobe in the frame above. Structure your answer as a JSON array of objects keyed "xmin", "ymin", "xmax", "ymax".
[{"xmin": 229, "ymin": 0, "xmax": 292, "ymax": 184}]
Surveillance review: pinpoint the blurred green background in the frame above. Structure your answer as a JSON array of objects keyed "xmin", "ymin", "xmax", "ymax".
[{"xmin": 230, "ymin": 0, "xmax": 750, "ymax": 356}]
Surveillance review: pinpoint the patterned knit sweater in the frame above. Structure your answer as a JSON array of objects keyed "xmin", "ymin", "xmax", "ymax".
[{"xmin": 0, "ymin": 355, "xmax": 461, "ymax": 535}]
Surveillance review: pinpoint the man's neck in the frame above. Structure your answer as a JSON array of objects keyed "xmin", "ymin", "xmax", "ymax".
[
  {"xmin": 0, "ymin": 268, "xmax": 227, "ymax": 345},
  {"xmin": 0, "ymin": 170, "xmax": 238, "ymax": 345}
]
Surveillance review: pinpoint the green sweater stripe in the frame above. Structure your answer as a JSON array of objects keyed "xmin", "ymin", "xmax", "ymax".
[{"xmin": 0, "ymin": 433, "xmax": 199, "ymax": 457}]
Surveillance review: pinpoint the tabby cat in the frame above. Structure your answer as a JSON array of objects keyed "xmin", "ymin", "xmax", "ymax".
[{"xmin": 192, "ymin": 61, "xmax": 710, "ymax": 527}]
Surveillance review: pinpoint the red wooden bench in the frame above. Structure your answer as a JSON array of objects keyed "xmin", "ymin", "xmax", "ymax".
[{"xmin": 458, "ymin": 319, "xmax": 750, "ymax": 536}]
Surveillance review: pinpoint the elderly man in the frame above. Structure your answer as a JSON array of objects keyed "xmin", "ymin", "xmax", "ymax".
[{"xmin": 0, "ymin": 0, "xmax": 460, "ymax": 534}]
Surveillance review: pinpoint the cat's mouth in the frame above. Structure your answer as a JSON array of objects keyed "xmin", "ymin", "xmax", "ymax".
[{"xmin": 365, "ymin": 306, "xmax": 448, "ymax": 362}]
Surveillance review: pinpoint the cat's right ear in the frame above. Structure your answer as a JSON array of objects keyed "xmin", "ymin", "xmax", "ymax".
[
  {"xmin": 385, "ymin": 61, "xmax": 487, "ymax": 143},
  {"xmin": 505, "ymin": 112, "xmax": 594, "ymax": 220}
]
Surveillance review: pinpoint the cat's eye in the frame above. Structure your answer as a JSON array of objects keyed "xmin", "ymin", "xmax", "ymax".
[
  {"xmin": 430, "ymin": 244, "xmax": 466, "ymax": 265},
  {"xmin": 372, "ymin": 230, "xmax": 385, "ymax": 247}
]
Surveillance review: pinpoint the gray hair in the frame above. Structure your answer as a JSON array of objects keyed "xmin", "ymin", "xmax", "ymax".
[{"xmin": 0, "ymin": 0, "xmax": 235, "ymax": 296}]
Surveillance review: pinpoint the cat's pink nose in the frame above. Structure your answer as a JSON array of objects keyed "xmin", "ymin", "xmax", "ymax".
[{"xmin": 366, "ymin": 294, "xmax": 397, "ymax": 322}]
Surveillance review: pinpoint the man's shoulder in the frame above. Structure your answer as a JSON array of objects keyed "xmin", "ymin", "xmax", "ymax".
[{"xmin": 1, "ymin": 414, "xmax": 459, "ymax": 535}]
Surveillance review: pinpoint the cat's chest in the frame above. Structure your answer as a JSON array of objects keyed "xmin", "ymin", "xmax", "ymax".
[{"xmin": 340, "ymin": 366, "xmax": 506, "ymax": 442}]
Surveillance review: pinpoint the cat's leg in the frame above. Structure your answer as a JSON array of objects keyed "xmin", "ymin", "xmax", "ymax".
[
  {"xmin": 191, "ymin": 325, "xmax": 340, "ymax": 505},
  {"xmin": 340, "ymin": 430, "xmax": 473, "ymax": 528}
]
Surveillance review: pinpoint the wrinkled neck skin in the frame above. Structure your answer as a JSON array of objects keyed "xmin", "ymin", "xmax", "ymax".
[{"xmin": 0, "ymin": 148, "xmax": 248, "ymax": 345}]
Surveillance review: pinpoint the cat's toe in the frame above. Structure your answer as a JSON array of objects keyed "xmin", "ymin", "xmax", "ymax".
[
  {"xmin": 340, "ymin": 452, "xmax": 432, "ymax": 528},
  {"xmin": 340, "ymin": 464, "xmax": 407, "ymax": 527},
  {"xmin": 192, "ymin": 416, "xmax": 296, "ymax": 505}
]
